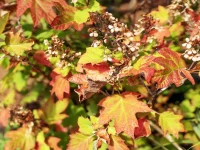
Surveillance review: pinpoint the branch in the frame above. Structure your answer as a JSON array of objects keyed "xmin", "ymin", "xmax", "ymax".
[
  {"xmin": 0, "ymin": 50, "xmax": 51, "ymax": 80},
  {"xmin": 138, "ymin": 77, "xmax": 157, "ymax": 107},
  {"xmin": 150, "ymin": 121, "xmax": 184, "ymax": 150}
]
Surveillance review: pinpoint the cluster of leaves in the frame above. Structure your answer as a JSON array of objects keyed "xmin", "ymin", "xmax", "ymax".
[{"xmin": 0, "ymin": 0, "xmax": 200, "ymax": 149}]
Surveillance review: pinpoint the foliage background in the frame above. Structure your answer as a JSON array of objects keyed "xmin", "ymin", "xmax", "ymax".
[{"xmin": 0, "ymin": 0, "xmax": 200, "ymax": 150}]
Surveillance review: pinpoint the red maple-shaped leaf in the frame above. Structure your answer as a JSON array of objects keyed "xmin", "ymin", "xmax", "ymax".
[
  {"xmin": 134, "ymin": 118, "xmax": 151, "ymax": 138},
  {"xmin": 98, "ymin": 92, "xmax": 152, "ymax": 138},
  {"xmin": 120, "ymin": 56, "xmax": 155, "ymax": 83},
  {"xmin": 50, "ymin": 72, "xmax": 70, "ymax": 99},
  {"xmin": 51, "ymin": 3, "xmax": 83, "ymax": 31},
  {"xmin": 83, "ymin": 63, "xmax": 110, "ymax": 82},
  {"xmin": 152, "ymin": 48, "xmax": 195, "ymax": 89},
  {"xmin": 33, "ymin": 50, "xmax": 51, "ymax": 67},
  {"xmin": 16, "ymin": 0, "xmax": 67, "ymax": 27},
  {"xmin": 108, "ymin": 135, "xmax": 129, "ymax": 150}
]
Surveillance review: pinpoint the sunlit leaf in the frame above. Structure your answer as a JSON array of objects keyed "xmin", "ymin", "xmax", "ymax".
[
  {"xmin": 120, "ymin": 55, "xmax": 155, "ymax": 83},
  {"xmin": 78, "ymin": 46, "xmax": 109, "ymax": 65},
  {"xmin": 47, "ymin": 137, "xmax": 62, "ymax": 150},
  {"xmin": 169, "ymin": 22, "xmax": 184, "ymax": 37},
  {"xmin": 108, "ymin": 135, "xmax": 129, "ymax": 150},
  {"xmin": 98, "ymin": 92, "xmax": 152, "ymax": 138},
  {"xmin": 152, "ymin": 48, "xmax": 195, "ymax": 89},
  {"xmin": 78, "ymin": 116, "xmax": 94, "ymax": 135},
  {"xmin": 16, "ymin": 0, "xmax": 67, "ymax": 26},
  {"xmin": 3, "ymin": 30, "xmax": 34, "ymax": 56},
  {"xmin": 150, "ymin": 6, "xmax": 169, "ymax": 24},
  {"xmin": 159, "ymin": 111, "xmax": 185, "ymax": 138},
  {"xmin": 50, "ymin": 73, "xmax": 70, "ymax": 100},
  {"xmin": 51, "ymin": 3, "xmax": 83, "ymax": 31},
  {"xmin": 36, "ymin": 131, "xmax": 50, "ymax": 150},
  {"xmin": 5, "ymin": 127, "xmax": 35, "ymax": 150},
  {"xmin": 67, "ymin": 133, "xmax": 94, "ymax": 150},
  {"xmin": 0, "ymin": 12, "xmax": 9, "ymax": 34}
]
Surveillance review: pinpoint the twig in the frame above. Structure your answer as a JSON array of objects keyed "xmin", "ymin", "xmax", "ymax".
[
  {"xmin": 138, "ymin": 77, "xmax": 157, "ymax": 107},
  {"xmin": 150, "ymin": 121, "xmax": 184, "ymax": 150},
  {"xmin": 138, "ymin": 77, "xmax": 153, "ymax": 96},
  {"xmin": 0, "ymin": 50, "xmax": 50, "ymax": 80},
  {"xmin": 147, "ymin": 136, "xmax": 168, "ymax": 150},
  {"xmin": 100, "ymin": 90, "xmax": 109, "ymax": 97},
  {"xmin": 188, "ymin": 61, "xmax": 197, "ymax": 71}
]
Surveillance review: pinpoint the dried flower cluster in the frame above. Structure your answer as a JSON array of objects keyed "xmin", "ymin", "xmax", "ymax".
[
  {"xmin": 10, "ymin": 106, "xmax": 34, "ymax": 126},
  {"xmin": 168, "ymin": 0, "xmax": 198, "ymax": 17},
  {"xmin": 44, "ymin": 36, "xmax": 81, "ymax": 68},
  {"xmin": 183, "ymin": 23, "xmax": 200, "ymax": 62},
  {"xmin": 89, "ymin": 12, "xmax": 141, "ymax": 62}
]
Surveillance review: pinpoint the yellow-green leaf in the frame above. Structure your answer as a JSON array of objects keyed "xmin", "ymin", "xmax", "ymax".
[
  {"xmin": 169, "ymin": 22, "xmax": 184, "ymax": 37},
  {"xmin": 78, "ymin": 46, "xmax": 109, "ymax": 65},
  {"xmin": 78, "ymin": 116, "xmax": 94, "ymax": 135},
  {"xmin": 67, "ymin": 133, "xmax": 94, "ymax": 150},
  {"xmin": 3, "ymin": 30, "xmax": 34, "ymax": 56},
  {"xmin": 0, "ymin": 12, "xmax": 9, "ymax": 34},
  {"xmin": 36, "ymin": 131, "xmax": 50, "ymax": 150},
  {"xmin": 38, "ymin": 97, "xmax": 69, "ymax": 124},
  {"xmin": 159, "ymin": 111, "xmax": 185, "ymax": 138},
  {"xmin": 150, "ymin": 6, "xmax": 169, "ymax": 24}
]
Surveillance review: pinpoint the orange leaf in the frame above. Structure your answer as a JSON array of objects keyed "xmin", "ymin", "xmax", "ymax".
[
  {"xmin": 51, "ymin": 3, "xmax": 83, "ymax": 31},
  {"xmin": 5, "ymin": 127, "xmax": 35, "ymax": 150},
  {"xmin": 120, "ymin": 56, "xmax": 155, "ymax": 83},
  {"xmin": 47, "ymin": 137, "xmax": 62, "ymax": 150},
  {"xmin": 108, "ymin": 135, "xmax": 129, "ymax": 150},
  {"xmin": 50, "ymin": 73, "xmax": 70, "ymax": 99},
  {"xmin": 0, "ymin": 108, "xmax": 10, "ymax": 127},
  {"xmin": 98, "ymin": 92, "xmax": 152, "ymax": 138},
  {"xmin": 16, "ymin": 0, "xmax": 67, "ymax": 26},
  {"xmin": 152, "ymin": 48, "xmax": 195, "ymax": 89},
  {"xmin": 153, "ymin": 28, "xmax": 170, "ymax": 43}
]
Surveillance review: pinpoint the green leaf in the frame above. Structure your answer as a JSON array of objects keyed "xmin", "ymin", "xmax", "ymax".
[
  {"xmin": 159, "ymin": 111, "xmax": 185, "ymax": 138},
  {"xmin": 78, "ymin": 116, "xmax": 94, "ymax": 135},
  {"xmin": 169, "ymin": 22, "xmax": 184, "ymax": 37},
  {"xmin": 78, "ymin": 46, "xmax": 109, "ymax": 65},
  {"xmin": 87, "ymin": 0, "xmax": 100, "ymax": 12},
  {"xmin": 63, "ymin": 101, "xmax": 87, "ymax": 127},
  {"xmin": 0, "ymin": 12, "xmax": 9, "ymax": 34},
  {"xmin": 38, "ymin": 98, "xmax": 69, "ymax": 124},
  {"xmin": 13, "ymin": 72, "xmax": 28, "ymax": 91},
  {"xmin": 3, "ymin": 30, "xmax": 34, "ymax": 56},
  {"xmin": 74, "ymin": 10, "xmax": 89, "ymax": 24},
  {"xmin": 2, "ymin": 90, "xmax": 15, "ymax": 107}
]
